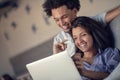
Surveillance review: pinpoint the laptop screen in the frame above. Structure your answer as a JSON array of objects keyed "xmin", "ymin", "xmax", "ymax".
[{"xmin": 26, "ymin": 51, "xmax": 82, "ymax": 80}]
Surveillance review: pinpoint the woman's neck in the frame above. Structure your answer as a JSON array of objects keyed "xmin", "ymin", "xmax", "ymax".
[
  {"xmin": 83, "ymin": 48, "xmax": 97, "ymax": 58},
  {"xmin": 83, "ymin": 48, "xmax": 97, "ymax": 64}
]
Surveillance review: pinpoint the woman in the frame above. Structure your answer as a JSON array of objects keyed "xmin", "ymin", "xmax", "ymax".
[{"xmin": 70, "ymin": 16, "xmax": 120, "ymax": 80}]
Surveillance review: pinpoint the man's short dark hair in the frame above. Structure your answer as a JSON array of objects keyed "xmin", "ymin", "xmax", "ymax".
[{"xmin": 43, "ymin": 0, "xmax": 80, "ymax": 17}]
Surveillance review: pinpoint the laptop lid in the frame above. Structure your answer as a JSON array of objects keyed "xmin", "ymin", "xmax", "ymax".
[{"xmin": 26, "ymin": 51, "xmax": 82, "ymax": 80}]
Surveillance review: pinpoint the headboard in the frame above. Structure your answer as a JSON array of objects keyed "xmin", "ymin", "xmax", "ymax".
[{"xmin": 10, "ymin": 38, "xmax": 53, "ymax": 77}]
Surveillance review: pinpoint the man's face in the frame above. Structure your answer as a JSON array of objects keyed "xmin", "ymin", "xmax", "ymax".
[{"xmin": 51, "ymin": 5, "xmax": 77, "ymax": 33}]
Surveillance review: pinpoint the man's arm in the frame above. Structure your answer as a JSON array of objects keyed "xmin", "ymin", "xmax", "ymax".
[
  {"xmin": 106, "ymin": 5, "xmax": 120, "ymax": 23},
  {"xmin": 53, "ymin": 38, "xmax": 67, "ymax": 54},
  {"xmin": 53, "ymin": 42, "xmax": 67, "ymax": 54}
]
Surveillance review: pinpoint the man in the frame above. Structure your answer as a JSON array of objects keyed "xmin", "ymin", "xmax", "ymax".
[{"xmin": 43, "ymin": 0, "xmax": 120, "ymax": 56}]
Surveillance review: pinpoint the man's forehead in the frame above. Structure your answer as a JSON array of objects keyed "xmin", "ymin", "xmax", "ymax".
[{"xmin": 51, "ymin": 6, "xmax": 71, "ymax": 18}]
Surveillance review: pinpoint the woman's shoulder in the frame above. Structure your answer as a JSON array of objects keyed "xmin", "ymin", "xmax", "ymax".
[
  {"xmin": 102, "ymin": 47, "xmax": 120, "ymax": 57},
  {"xmin": 104, "ymin": 47, "xmax": 120, "ymax": 53}
]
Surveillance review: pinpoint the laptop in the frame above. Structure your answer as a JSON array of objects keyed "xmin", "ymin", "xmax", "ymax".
[{"xmin": 26, "ymin": 50, "xmax": 82, "ymax": 80}]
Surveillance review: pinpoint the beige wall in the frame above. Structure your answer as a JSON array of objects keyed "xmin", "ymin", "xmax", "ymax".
[
  {"xmin": 0, "ymin": 0, "xmax": 60, "ymax": 57},
  {"xmin": 0, "ymin": 0, "xmax": 120, "ymax": 77},
  {"xmin": 79, "ymin": 0, "xmax": 120, "ymax": 16}
]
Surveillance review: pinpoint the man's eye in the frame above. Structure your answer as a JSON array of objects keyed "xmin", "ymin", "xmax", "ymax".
[
  {"xmin": 55, "ymin": 19, "xmax": 59, "ymax": 22},
  {"xmin": 62, "ymin": 15, "xmax": 68, "ymax": 19},
  {"xmin": 63, "ymin": 16, "xmax": 67, "ymax": 18}
]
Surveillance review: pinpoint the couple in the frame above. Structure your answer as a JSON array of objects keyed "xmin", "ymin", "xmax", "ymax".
[{"xmin": 42, "ymin": 0, "xmax": 120, "ymax": 80}]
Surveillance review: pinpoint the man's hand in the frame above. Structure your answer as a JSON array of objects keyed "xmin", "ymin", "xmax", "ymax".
[{"xmin": 54, "ymin": 40, "xmax": 67, "ymax": 54}]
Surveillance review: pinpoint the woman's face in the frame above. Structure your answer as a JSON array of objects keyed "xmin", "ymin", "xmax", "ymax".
[{"xmin": 72, "ymin": 26, "xmax": 94, "ymax": 53}]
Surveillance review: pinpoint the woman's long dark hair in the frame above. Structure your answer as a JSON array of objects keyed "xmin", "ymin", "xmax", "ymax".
[{"xmin": 70, "ymin": 16, "xmax": 110, "ymax": 51}]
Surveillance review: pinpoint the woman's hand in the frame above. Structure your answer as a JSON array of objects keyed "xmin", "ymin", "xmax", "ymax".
[{"xmin": 72, "ymin": 53, "xmax": 85, "ymax": 74}]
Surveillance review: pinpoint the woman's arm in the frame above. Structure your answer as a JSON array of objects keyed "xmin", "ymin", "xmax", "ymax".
[{"xmin": 80, "ymin": 69, "xmax": 109, "ymax": 80}]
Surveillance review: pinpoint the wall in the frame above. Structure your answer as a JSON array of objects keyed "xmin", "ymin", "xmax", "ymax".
[
  {"xmin": 0, "ymin": 0, "xmax": 120, "ymax": 78},
  {"xmin": 79, "ymin": 0, "xmax": 120, "ymax": 16}
]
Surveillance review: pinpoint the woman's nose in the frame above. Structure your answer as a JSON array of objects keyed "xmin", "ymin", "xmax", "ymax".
[{"xmin": 79, "ymin": 36, "xmax": 82, "ymax": 42}]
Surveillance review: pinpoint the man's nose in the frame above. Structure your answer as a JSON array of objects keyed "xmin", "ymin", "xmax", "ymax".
[{"xmin": 59, "ymin": 19, "xmax": 65, "ymax": 25}]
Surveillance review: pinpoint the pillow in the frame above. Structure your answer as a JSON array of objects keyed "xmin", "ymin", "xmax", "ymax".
[{"xmin": 110, "ymin": 15, "xmax": 120, "ymax": 49}]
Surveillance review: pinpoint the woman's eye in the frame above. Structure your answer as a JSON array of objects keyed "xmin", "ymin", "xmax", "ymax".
[
  {"xmin": 73, "ymin": 37, "xmax": 77, "ymax": 40},
  {"xmin": 81, "ymin": 33, "xmax": 87, "ymax": 36}
]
